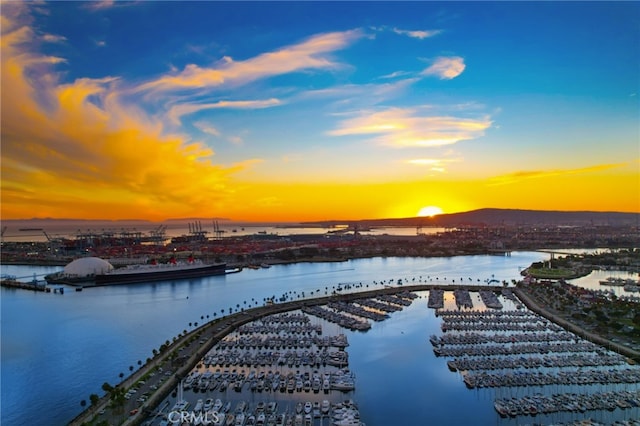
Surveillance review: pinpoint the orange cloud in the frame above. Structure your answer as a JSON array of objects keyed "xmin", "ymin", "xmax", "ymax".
[
  {"xmin": 487, "ymin": 163, "xmax": 626, "ymax": 186},
  {"xmin": 0, "ymin": 6, "xmax": 252, "ymax": 220}
]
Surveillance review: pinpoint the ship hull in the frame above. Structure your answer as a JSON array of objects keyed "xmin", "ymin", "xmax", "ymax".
[
  {"xmin": 45, "ymin": 273, "xmax": 96, "ymax": 286},
  {"xmin": 94, "ymin": 263, "xmax": 227, "ymax": 286}
]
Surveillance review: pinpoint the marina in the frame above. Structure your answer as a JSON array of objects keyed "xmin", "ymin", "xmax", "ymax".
[
  {"xmin": 137, "ymin": 285, "xmax": 640, "ymax": 426},
  {"xmin": 145, "ymin": 310, "xmax": 367, "ymax": 426}
]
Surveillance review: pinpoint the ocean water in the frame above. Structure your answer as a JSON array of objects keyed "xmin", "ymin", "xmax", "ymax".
[{"xmin": 2, "ymin": 253, "xmax": 639, "ymax": 425}]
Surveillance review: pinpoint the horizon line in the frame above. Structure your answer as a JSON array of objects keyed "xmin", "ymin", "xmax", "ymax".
[{"xmin": 3, "ymin": 207, "xmax": 639, "ymax": 224}]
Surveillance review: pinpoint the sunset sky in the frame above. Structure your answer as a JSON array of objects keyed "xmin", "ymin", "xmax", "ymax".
[{"xmin": 2, "ymin": 1, "xmax": 638, "ymax": 222}]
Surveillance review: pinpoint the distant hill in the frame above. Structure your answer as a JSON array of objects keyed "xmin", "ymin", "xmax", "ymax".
[
  {"xmin": 3, "ymin": 209, "xmax": 638, "ymax": 229},
  {"xmin": 305, "ymin": 209, "xmax": 640, "ymax": 227}
]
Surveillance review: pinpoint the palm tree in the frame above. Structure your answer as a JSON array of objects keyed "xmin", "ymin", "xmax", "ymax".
[{"xmin": 90, "ymin": 394, "xmax": 100, "ymax": 406}]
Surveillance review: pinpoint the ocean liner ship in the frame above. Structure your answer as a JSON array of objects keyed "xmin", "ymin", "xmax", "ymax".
[{"xmin": 45, "ymin": 256, "xmax": 227, "ymax": 286}]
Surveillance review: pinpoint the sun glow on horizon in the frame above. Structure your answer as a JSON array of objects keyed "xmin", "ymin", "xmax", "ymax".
[{"xmin": 417, "ymin": 205, "xmax": 444, "ymax": 217}]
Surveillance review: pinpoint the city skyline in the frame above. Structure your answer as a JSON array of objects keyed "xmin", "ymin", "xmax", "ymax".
[{"xmin": 1, "ymin": 1, "xmax": 638, "ymax": 221}]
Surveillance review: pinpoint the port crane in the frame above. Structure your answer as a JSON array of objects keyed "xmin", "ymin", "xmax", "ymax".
[
  {"xmin": 150, "ymin": 225, "xmax": 167, "ymax": 245},
  {"xmin": 213, "ymin": 220, "xmax": 225, "ymax": 240}
]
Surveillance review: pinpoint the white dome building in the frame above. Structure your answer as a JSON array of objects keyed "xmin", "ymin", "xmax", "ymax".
[{"xmin": 63, "ymin": 257, "xmax": 114, "ymax": 277}]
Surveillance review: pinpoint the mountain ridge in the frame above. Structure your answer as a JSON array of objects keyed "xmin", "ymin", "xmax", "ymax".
[
  {"xmin": 303, "ymin": 208, "xmax": 640, "ymax": 227},
  {"xmin": 2, "ymin": 208, "xmax": 638, "ymax": 227}
]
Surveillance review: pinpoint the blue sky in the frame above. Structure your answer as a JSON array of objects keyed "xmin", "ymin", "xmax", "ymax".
[{"xmin": 1, "ymin": 1, "xmax": 638, "ymax": 220}]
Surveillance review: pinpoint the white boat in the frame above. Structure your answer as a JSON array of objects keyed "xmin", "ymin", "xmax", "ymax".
[
  {"xmin": 331, "ymin": 379, "xmax": 355, "ymax": 391},
  {"xmin": 171, "ymin": 399, "xmax": 190, "ymax": 411},
  {"xmin": 204, "ymin": 398, "xmax": 214, "ymax": 412},
  {"xmin": 235, "ymin": 412, "xmax": 246, "ymax": 426},
  {"xmin": 303, "ymin": 401, "xmax": 312, "ymax": 414}
]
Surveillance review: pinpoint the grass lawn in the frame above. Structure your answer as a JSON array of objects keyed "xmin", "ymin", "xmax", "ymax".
[{"xmin": 527, "ymin": 267, "xmax": 577, "ymax": 279}]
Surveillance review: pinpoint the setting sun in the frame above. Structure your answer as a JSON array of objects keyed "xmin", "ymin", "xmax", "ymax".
[{"xmin": 417, "ymin": 206, "xmax": 444, "ymax": 217}]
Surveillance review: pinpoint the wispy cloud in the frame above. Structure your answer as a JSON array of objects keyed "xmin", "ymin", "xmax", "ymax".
[
  {"xmin": 83, "ymin": 1, "xmax": 139, "ymax": 11},
  {"xmin": 138, "ymin": 30, "xmax": 363, "ymax": 94},
  {"xmin": 42, "ymin": 33, "xmax": 66, "ymax": 43},
  {"xmin": 329, "ymin": 107, "xmax": 491, "ymax": 147},
  {"xmin": 297, "ymin": 78, "xmax": 418, "ymax": 105},
  {"xmin": 488, "ymin": 163, "xmax": 625, "ymax": 186},
  {"xmin": 193, "ymin": 121, "xmax": 221, "ymax": 137},
  {"xmin": 393, "ymin": 28, "xmax": 442, "ymax": 39},
  {"xmin": 379, "ymin": 70, "xmax": 412, "ymax": 80},
  {"xmin": 422, "ymin": 56, "xmax": 465, "ymax": 80},
  {"xmin": 228, "ymin": 135, "xmax": 244, "ymax": 146},
  {"xmin": 167, "ymin": 98, "xmax": 282, "ymax": 126},
  {"xmin": 406, "ymin": 157, "xmax": 460, "ymax": 173}
]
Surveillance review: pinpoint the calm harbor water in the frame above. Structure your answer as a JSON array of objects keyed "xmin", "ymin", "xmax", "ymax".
[{"xmin": 2, "ymin": 253, "xmax": 639, "ymax": 425}]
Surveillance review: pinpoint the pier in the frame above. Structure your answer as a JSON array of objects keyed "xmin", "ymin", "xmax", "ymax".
[{"xmin": 1, "ymin": 278, "xmax": 48, "ymax": 292}]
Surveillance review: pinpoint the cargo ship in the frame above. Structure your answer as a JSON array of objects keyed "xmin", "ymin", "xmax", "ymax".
[{"xmin": 45, "ymin": 256, "xmax": 229, "ymax": 286}]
